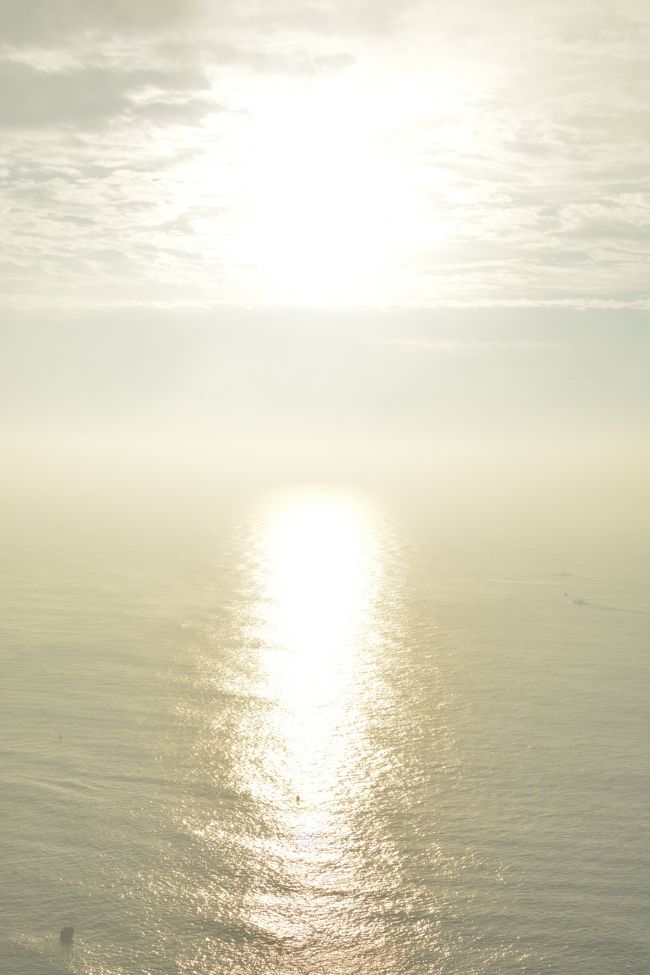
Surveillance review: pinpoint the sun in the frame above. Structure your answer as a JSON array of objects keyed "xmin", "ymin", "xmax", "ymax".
[
  {"xmin": 183, "ymin": 71, "xmax": 458, "ymax": 306},
  {"xmin": 234, "ymin": 79, "xmax": 420, "ymax": 305}
]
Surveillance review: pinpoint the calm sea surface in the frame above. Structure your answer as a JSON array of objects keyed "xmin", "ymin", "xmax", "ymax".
[{"xmin": 1, "ymin": 482, "xmax": 648, "ymax": 974}]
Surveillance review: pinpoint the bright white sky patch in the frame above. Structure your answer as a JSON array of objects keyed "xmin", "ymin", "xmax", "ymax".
[{"xmin": 1, "ymin": 0, "xmax": 649, "ymax": 309}]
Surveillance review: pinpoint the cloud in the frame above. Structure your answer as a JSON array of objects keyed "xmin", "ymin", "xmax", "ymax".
[
  {"xmin": 0, "ymin": 0, "xmax": 201, "ymax": 44},
  {"xmin": 129, "ymin": 97, "xmax": 222, "ymax": 125},
  {"xmin": 202, "ymin": 45, "xmax": 356, "ymax": 77},
  {"xmin": 371, "ymin": 337, "xmax": 569, "ymax": 354},
  {"xmin": 0, "ymin": 58, "xmax": 213, "ymax": 129},
  {"xmin": 0, "ymin": 0, "xmax": 419, "ymax": 47},
  {"xmin": 0, "ymin": 0, "xmax": 649, "ymax": 311}
]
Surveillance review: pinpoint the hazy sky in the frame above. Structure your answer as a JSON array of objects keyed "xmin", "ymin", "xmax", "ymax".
[
  {"xmin": 2, "ymin": 0, "xmax": 649, "ymax": 311},
  {"xmin": 1, "ymin": 0, "xmax": 649, "ymax": 494}
]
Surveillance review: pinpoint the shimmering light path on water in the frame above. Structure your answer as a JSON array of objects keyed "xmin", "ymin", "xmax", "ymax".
[
  {"xmin": 0, "ymin": 485, "xmax": 648, "ymax": 974},
  {"xmin": 182, "ymin": 490, "xmax": 434, "ymax": 973}
]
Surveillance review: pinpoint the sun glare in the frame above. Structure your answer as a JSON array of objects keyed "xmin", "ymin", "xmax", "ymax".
[{"xmin": 235, "ymin": 81, "xmax": 422, "ymax": 305}]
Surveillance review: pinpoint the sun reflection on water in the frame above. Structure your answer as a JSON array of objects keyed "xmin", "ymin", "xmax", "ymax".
[{"xmin": 242, "ymin": 490, "xmax": 385, "ymax": 935}]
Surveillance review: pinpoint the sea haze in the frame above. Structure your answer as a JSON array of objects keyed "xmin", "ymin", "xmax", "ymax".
[{"xmin": 1, "ymin": 463, "xmax": 648, "ymax": 975}]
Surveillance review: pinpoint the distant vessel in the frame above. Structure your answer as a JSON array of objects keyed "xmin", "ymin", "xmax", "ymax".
[{"xmin": 564, "ymin": 592, "xmax": 588, "ymax": 606}]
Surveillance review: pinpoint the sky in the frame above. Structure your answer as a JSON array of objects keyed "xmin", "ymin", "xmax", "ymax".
[
  {"xmin": 0, "ymin": 0, "xmax": 649, "ymax": 489},
  {"xmin": 2, "ymin": 0, "xmax": 649, "ymax": 310}
]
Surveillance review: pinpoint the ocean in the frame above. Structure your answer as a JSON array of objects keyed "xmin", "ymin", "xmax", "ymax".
[{"xmin": 1, "ymin": 477, "xmax": 648, "ymax": 974}]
